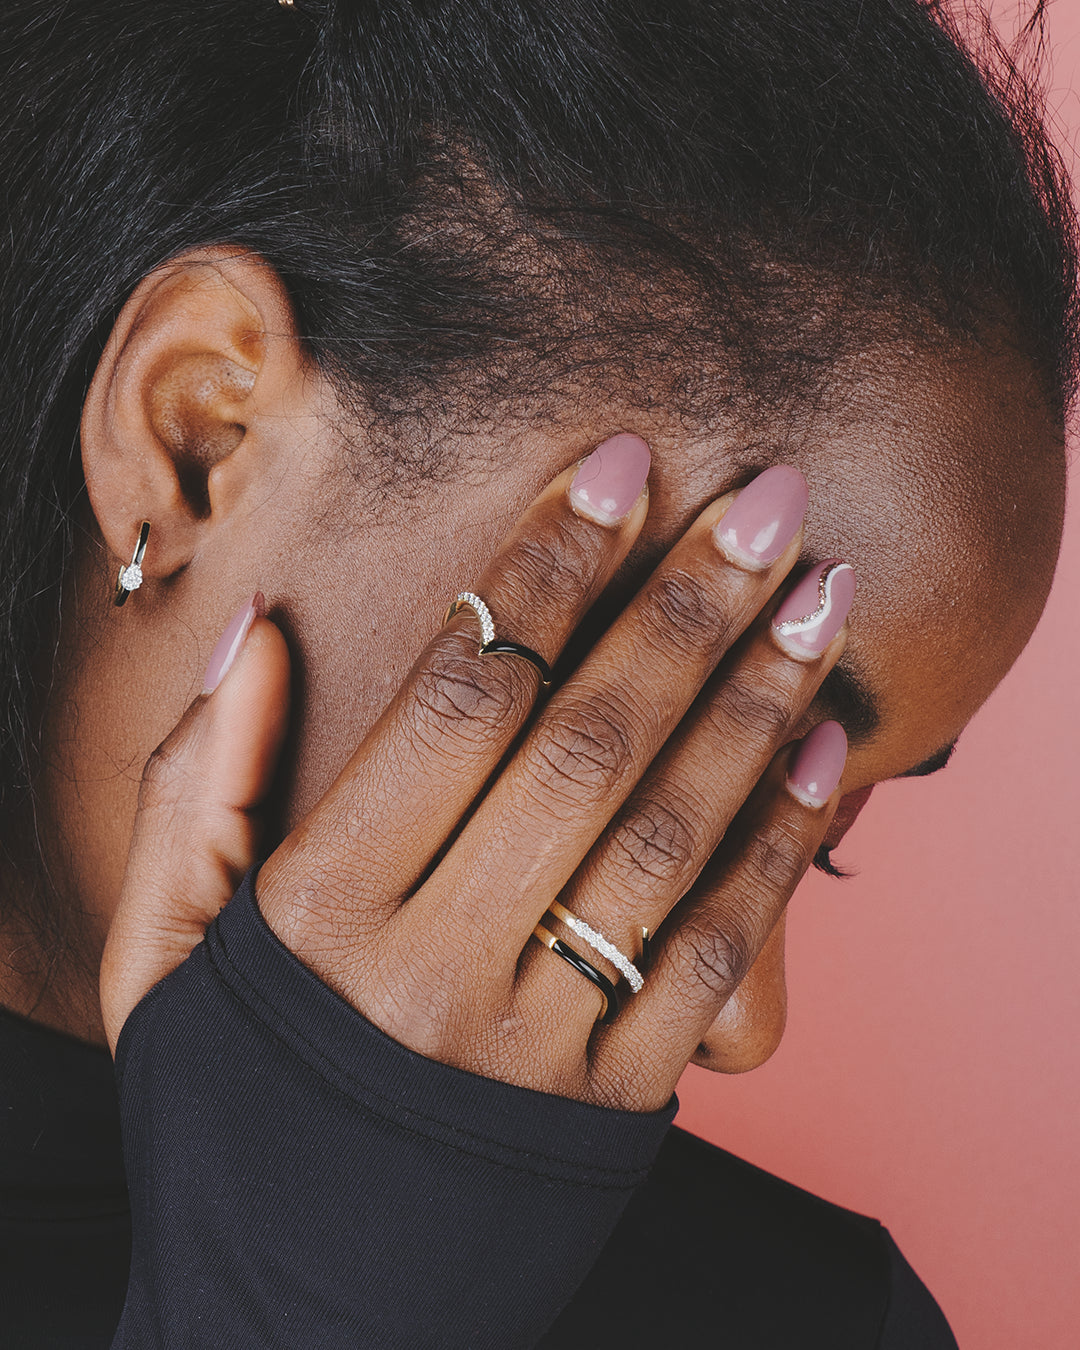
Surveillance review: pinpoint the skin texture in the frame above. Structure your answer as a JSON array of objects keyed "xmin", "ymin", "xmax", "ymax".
[{"xmin": 0, "ymin": 250, "xmax": 1066, "ymax": 1085}]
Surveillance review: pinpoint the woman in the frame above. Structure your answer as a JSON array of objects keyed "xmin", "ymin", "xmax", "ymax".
[{"xmin": 0, "ymin": 0, "xmax": 1073, "ymax": 1346}]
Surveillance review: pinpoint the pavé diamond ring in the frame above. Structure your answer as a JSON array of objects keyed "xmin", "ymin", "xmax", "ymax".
[
  {"xmin": 443, "ymin": 591, "xmax": 553, "ymax": 686},
  {"xmin": 546, "ymin": 900, "xmax": 646, "ymax": 993}
]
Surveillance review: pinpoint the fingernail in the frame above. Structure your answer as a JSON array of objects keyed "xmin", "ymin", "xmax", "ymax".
[
  {"xmin": 713, "ymin": 465, "xmax": 809, "ymax": 569},
  {"xmin": 569, "ymin": 433, "xmax": 651, "ymax": 525},
  {"xmin": 772, "ymin": 561, "xmax": 856, "ymax": 658},
  {"xmin": 202, "ymin": 593, "xmax": 263, "ymax": 694},
  {"xmin": 787, "ymin": 721, "xmax": 848, "ymax": 807}
]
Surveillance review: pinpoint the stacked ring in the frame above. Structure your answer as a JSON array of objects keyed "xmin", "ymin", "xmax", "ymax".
[
  {"xmin": 531, "ymin": 903, "xmax": 648, "ymax": 1025},
  {"xmin": 532, "ymin": 920, "xmax": 621, "ymax": 1023}
]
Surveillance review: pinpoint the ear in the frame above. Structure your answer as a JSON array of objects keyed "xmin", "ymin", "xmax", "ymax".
[{"xmin": 81, "ymin": 247, "xmax": 306, "ymax": 590}]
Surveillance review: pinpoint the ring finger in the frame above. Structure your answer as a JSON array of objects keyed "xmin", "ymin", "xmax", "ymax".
[{"xmin": 519, "ymin": 559, "xmax": 854, "ymax": 1040}]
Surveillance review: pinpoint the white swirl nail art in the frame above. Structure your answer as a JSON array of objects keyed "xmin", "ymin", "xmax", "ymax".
[{"xmin": 774, "ymin": 562, "xmax": 855, "ymax": 636}]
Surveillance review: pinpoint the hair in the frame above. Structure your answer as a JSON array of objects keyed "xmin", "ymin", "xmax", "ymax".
[{"xmin": 0, "ymin": 0, "xmax": 1076, "ymax": 956}]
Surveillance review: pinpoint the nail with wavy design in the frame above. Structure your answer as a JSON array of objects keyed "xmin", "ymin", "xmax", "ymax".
[{"xmin": 772, "ymin": 561, "xmax": 855, "ymax": 657}]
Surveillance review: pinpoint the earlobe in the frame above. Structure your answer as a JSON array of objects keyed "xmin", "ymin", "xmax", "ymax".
[{"xmin": 80, "ymin": 247, "xmax": 304, "ymax": 594}]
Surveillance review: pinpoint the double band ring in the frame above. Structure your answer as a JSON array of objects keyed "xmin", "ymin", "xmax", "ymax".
[
  {"xmin": 444, "ymin": 592, "xmax": 552, "ymax": 686},
  {"xmin": 532, "ymin": 903, "xmax": 649, "ymax": 1025},
  {"xmin": 533, "ymin": 920, "xmax": 622, "ymax": 1023}
]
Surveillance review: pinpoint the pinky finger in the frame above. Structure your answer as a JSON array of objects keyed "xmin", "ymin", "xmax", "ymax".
[{"xmin": 596, "ymin": 721, "xmax": 847, "ymax": 1102}]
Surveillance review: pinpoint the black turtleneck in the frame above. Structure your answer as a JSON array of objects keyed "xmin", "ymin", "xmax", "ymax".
[{"xmin": 1, "ymin": 870, "xmax": 957, "ymax": 1348}]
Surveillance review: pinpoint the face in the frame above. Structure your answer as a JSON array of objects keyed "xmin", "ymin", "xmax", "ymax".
[{"xmin": 31, "ymin": 255, "xmax": 1067, "ymax": 1056}]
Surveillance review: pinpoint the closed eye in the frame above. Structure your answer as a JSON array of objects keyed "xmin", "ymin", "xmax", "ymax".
[{"xmin": 897, "ymin": 741, "xmax": 958, "ymax": 778}]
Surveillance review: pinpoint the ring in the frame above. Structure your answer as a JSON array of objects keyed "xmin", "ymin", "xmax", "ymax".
[
  {"xmin": 444, "ymin": 592, "xmax": 552, "ymax": 686},
  {"xmin": 532, "ymin": 921, "xmax": 621, "ymax": 1023},
  {"xmin": 547, "ymin": 900, "xmax": 646, "ymax": 993}
]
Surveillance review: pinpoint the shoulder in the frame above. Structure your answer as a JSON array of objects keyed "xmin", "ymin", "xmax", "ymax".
[{"xmin": 542, "ymin": 1126, "xmax": 957, "ymax": 1349}]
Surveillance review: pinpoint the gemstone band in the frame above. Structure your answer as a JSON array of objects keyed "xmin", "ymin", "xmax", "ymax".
[
  {"xmin": 547, "ymin": 900, "xmax": 645, "ymax": 993},
  {"xmin": 443, "ymin": 591, "xmax": 553, "ymax": 686},
  {"xmin": 450, "ymin": 591, "xmax": 496, "ymax": 645}
]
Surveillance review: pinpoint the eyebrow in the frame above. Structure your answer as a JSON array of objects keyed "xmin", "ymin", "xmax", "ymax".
[
  {"xmin": 817, "ymin": 663, "xmax": 958, "ymax": 778},
  {"xmin": 818, "ymin": 663, "xmax": 880, "ymax": 742}
]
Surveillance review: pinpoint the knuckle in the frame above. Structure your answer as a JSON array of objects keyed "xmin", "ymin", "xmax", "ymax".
[
  {"xmin": 259, "ymin": 855, "xmax": 359, "ymax": 952},
  {"xmin": 674, "ymin": 920, "xmax": 753, "ymax": 1000},
  {"xmin": 609, "ymin": 796, "xmax": 699, "ymax": 890},
  {"xmin": 138, "ymin": 733, "xmax": 199, "ymax": 810},
  {"xmin": 585, "ymin": 1062, "xmax": 644, "ymax": 1112},
  {"xmin": 709, "ymin": 671, "xmax": 793, "ymax": 744},
  {"xmin": 505, "ymin": 520, "xmax": 593, "ymax": 609},
  {"xmin": 744, "ymin": 823, "xmax": 812, "ymax": 892},
  {"xmin": 639, "ymin": 568, "xmax": 726, "ymax": 653},
  {"xmin": 588, "ymin": 1056, "xmax": 671, "ymax": 1114},
  {"xmin": 411, "ymin": 635, "xmax": 531, "ymax": 746},
  {"xmin": 529, "ymin": 699, "xmax": 634, "ymax": 804}
]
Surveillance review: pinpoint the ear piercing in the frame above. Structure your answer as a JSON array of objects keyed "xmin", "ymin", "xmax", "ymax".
[{"xmin": 114, "ymin": 521, "xmax": 151, "ymax": 607}]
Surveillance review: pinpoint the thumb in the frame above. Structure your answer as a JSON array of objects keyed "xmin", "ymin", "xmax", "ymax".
[{"xmin": 100, "ymin": 594, "xmax": 291, "ymax": 1054}]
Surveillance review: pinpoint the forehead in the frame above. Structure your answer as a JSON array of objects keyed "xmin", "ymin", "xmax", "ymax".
[{"xmin": 643, "ymin": 336, "xmax": 1066, "ymax": 784}]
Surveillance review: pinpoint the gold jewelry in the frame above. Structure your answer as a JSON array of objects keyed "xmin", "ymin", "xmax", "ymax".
[
  {"xmin": 546, "ymin": 900, "xmax": 646, "ymax": 993},
  {"xmin": 532, "ymin": 921, "xmax": 619, "ymax": 1023},
  {"xmin": 444, "ymin": 591, "xmax": 552, "ymax": 686},
  {"xmin": 114, "ymin": 521, "xmax": 151, "ymax": 607}
]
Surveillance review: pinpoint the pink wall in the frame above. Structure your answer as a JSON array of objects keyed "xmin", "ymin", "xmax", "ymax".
[{"xmin": 674, "ymin": 6, "xmax": 1080, "ymax": 1347}]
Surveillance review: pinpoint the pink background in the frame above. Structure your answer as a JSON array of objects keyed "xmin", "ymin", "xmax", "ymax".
[{"xmin": 674, "ymin": 5, "xmax": 1080, "ymax": 1347}]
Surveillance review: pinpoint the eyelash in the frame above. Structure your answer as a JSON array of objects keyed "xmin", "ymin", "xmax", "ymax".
[{"xmin": 812, "ymin": 845, "xmax": 854, "ymax": 880}]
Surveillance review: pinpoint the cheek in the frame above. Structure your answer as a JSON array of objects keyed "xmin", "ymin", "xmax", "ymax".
[{"xmin": 690, "ymin": 915, "xmax": 788, "ymax": 1073}]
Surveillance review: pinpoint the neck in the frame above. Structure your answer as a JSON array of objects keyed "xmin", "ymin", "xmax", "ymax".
[{"xmin": 0, "ymin": 854, "xmax": 108, "ymax": 1047}]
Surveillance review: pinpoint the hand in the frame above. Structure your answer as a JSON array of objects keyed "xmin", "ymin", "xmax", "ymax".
[{"xmin": 101, "ymin": 440, "xmax": 852, "ymax": 1113}]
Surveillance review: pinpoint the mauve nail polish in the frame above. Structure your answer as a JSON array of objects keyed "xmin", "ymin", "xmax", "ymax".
[
  {"xmin": 202, "ymin": 594, "xmax": 262, "ymax": 694},
  {"xmin": 787, "ymin": 721, "xmax": 848, "ymax": 807},
  {"xmin": 569, "ymin": 433, "xmax": 651, "ymax": 525},
  {"xmin": 713, "ymin": 465, "xmax": 809, "ymax": 568},
  {"xmin": 772, "ymin": 561, "xmax": 856, "ymax": 657}
]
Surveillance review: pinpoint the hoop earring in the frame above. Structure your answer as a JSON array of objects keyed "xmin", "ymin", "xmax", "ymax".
[{"xmin": 114, "ymin": 522, "xmax": 151, "ymax": 607}]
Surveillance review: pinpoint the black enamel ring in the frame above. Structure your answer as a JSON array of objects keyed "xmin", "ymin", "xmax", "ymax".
[
  {"xmin": 444, "ymin": 591, "xmax": 552, "ymax": 686},
  {"xmin": 532, "ymin": 921, "xmax": 622, "ymax": 1024}
]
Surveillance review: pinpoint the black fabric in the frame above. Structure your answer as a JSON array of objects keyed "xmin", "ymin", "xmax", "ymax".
[
  {"xmin": 0, "ymin": 871, "xmax": 958, "ymax": 1348},
  {"xmin": 878, "ymin": 1233, "xmax": 960, "ymax": 1350},
  {"xmin": 0, "ymin": 1008, "xmax": 130, "ymax": 1348}
]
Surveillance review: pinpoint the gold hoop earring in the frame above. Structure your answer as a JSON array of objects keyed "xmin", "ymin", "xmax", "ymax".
[{"xmin": 114, "ymin": 522, "xmax": 151, "ymax": 607}]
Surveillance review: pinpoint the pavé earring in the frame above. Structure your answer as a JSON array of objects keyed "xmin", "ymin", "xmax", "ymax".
[{"xmin": 113, "ymin": 521, "xmax": 151, "ymax": 607}]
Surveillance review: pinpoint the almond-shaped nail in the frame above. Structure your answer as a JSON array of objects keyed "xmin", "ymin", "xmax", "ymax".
[
  {"xmin": 202, "ymin": 593, "xmax": 263, "ymax": 694},
  {"xmin": 713, "ymin": 465, "xmax": 809, "ymax": 569},
  {"xmin": 569, "ymin": 433, "xmax": 651, "ymax": 525},
  {"xmin": 786, "ymin": 721, "xmax": 848, "ymax": 807},
  {"xmin": 772, "ymin": 561, "xmax": 855, "ymax": 658}
]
